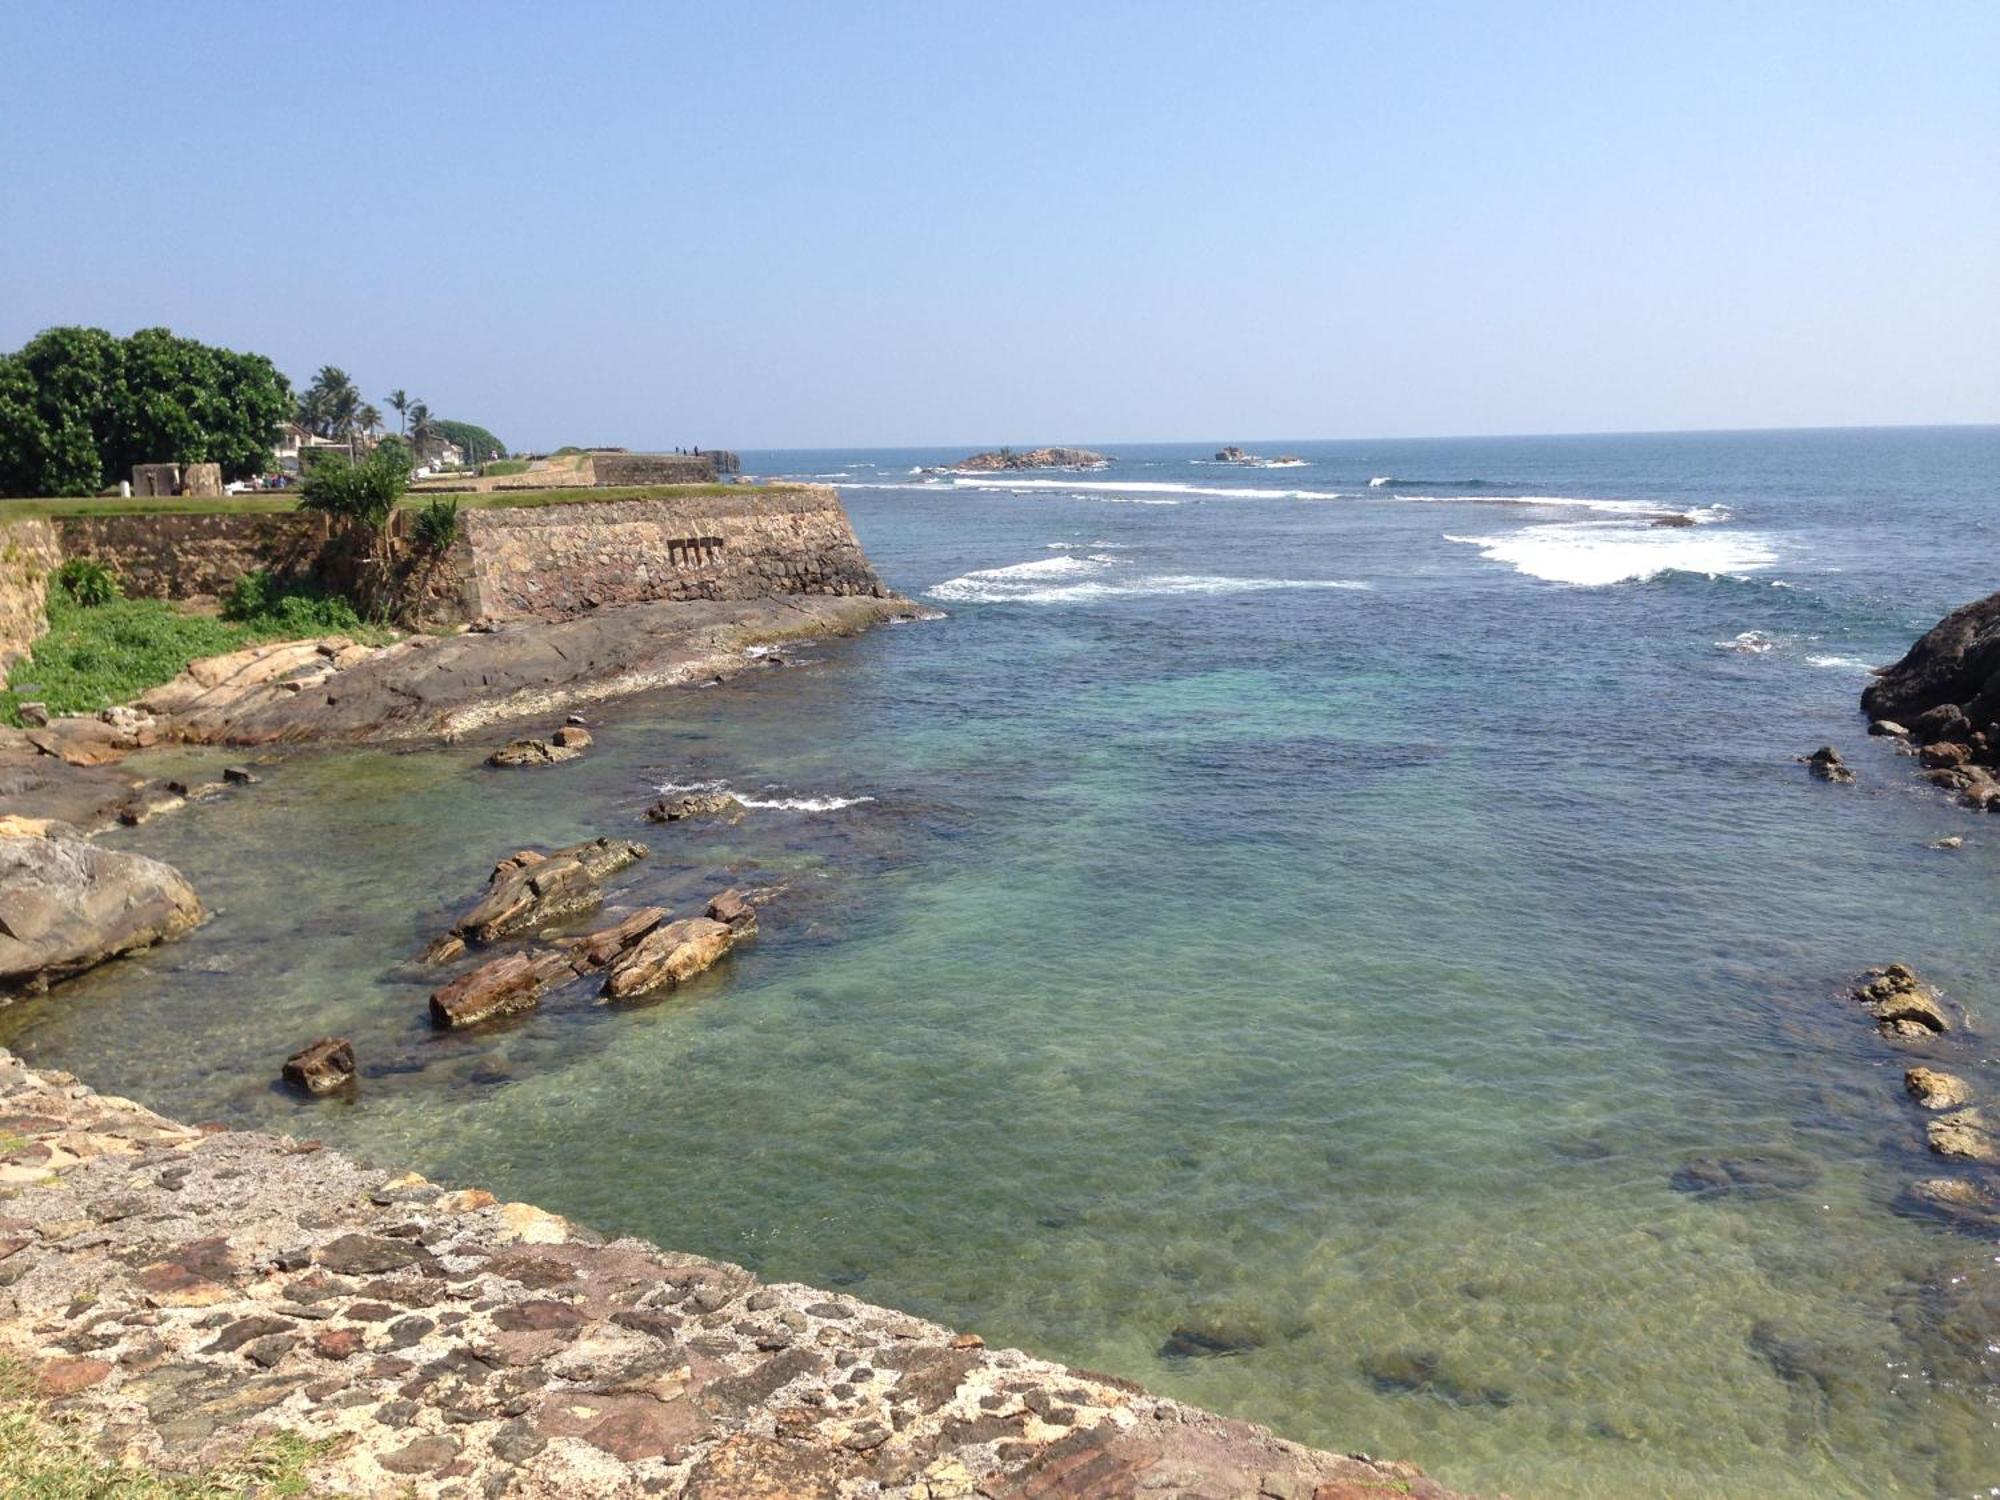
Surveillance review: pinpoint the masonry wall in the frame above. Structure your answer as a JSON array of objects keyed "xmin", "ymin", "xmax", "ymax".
[
  {"xmin": 455, "ymin": 485, "xmax": 884, "ymax": 621},
  {"xmin": 0, "ymin": 518, "xmax": 61, "ymax": 667},
  {"xmin": 585, "ymin": 453, "xmax": 715, "ymax": 487},
  {"xmin": 56, "ymin": 512, "xmax": 331, "ymax": 600}
]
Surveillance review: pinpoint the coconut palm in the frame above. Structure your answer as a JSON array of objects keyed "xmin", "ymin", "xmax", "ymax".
[
  {"xmin": 408, "ymin": 400, "xmax": 436, "ymax": 457},
  {"xmin": 385, "ymin": 389, "xmax": 411, "ymax": 436},
  {"xmin": 358, "ymin": 403, "xmax": 383, "ymax": 437}
]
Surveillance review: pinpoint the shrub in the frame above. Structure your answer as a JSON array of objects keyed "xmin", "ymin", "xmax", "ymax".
[
  {"xmin": 221, "ymin": 569, "xmax": 362, "ymax": 633},
  {"xmin": 50, "ymin": 557, "xmax": 120, "ymax": 607},
  {"xmin": 299, "ymin": 445, "xmax": 409, "ymax": 531},
  {"xmin": 412, "ymin": 497, "xmax": 460, "ymax": 552}
]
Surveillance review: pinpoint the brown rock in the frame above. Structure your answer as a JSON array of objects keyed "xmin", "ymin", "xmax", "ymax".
[
  {"xmin": 313, "ymin": 1327, "xmax": 365, "ymax": 1360},
  {"xmin": 281, "ymin": 1037, "xmax": 355, "ymax": 1096},
  {"xmin": 645, "ymin": 790, "xmax": 744, "ymax": 823},
  {"xmin": 1929, "ymin": 1109, "xmax": 2000, "ymax": 1163},
  {"xmin": 1907, "ymin": 1067, "xmax": 1975, "ymax": 1111},
  {"xmin": 487, "ymin": 738, "xmax": 581, "ymax": 768},
  {"xmin": 552, "ymin": 724, "xmax": 592, "ymax": 749},
  {"xmin": 1855, "ymin": 965, "xmax": 1950, "ymax": 1036},
  {"xmin": 1804, "ymin": 746, "xmax": 1854, "ymax": 783},
  {"xmin": 566, "ymin": 907, "xmax": 667, "ymax": 970},
  {"xmin": 38, "ymin": 1356, "xmax": 113, "ymax": 1396},
  {"xmin": 705, "ymin": 889, "xmax": 758, "ymax": 933},
  {"xmin": 604, "ymin": 917, "xmax": 738, "ymax": 1000},
  {"xmin": 428, "ymin": 948, "xmax": 572, "ymax": 1028},
  {"xmin": 378, "ymin": 1434, "xmax": 460, "ymax": 1474},
  {"xmin": 533, "ymin": 1390, "xmax": 709, "ymax": 1463},
  {"xmin": 447, "ymin": 837, "xmax": 648, "ymax": 947},
  {"xmin": 680, "ymin": 1434, "xmax": 849, "ymax": 1499}
]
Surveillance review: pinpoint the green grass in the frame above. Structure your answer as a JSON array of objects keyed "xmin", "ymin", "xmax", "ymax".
[
  {"xmin": 478, "ymin": 459, "xmax": 530, "ymax": 478},
  {"xmin": 1, "ymin": 595, "xmax": 392, "ymax": 727},
  {"xmin": 0, "ymin": 1352, "xmax": 337, "ymax": 1495},
  {"xmin": 1, "ymin": 482, "xmax": 800, "ymax": 520}
]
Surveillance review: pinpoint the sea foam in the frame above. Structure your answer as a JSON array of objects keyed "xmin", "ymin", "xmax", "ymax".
[
  {"xmin": 926, "ymin": 554, "xmax": 1369, "ymax": 606},
  {"xmin": 1445, "ymin": 519, "xmax": 1776, "ymax": 586}
]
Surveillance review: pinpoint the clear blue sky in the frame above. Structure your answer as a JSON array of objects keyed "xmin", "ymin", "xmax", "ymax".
[{"xmin": 3, "ymin": 2, "xmax": 1995, "ymax": 450}]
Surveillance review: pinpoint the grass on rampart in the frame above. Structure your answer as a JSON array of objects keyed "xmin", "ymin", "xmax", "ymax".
[
  {"xmin": 0, "ymin": 1354, "xmax": 334, "ymax": 1496},
  {"xmin": 0, "ymin": 482, "xmax": 799, "ymax": 520},
  {"xmin": 1, "ymin": 594, "xmax": 393, "ymax": 727}
]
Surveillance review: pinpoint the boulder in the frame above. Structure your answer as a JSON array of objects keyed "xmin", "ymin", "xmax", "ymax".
[
  {"xmin": 705, "ymin": 889, "xmax": 758, "ymax": 933},
  {"xmin": 1900, "ymin": 1176, "xmax": 2000, "ymax": 1233},
  {"xmin": 1855, "ymin": 964, "xmax": 1950, "ymax": 1037},
  {"xmin": 1921, "ymin": 741, "xmax": 1971, "ymax": 769},
  {"xmin": 281, "ymin": 1037, "xmax": 356, "ymax": 1095},
  {"xmin": 1864, "ymin": 591, "xmax": 2000, "ymax": 727},
  {"xmin": 1927, "ymin": 1109, "xmax": 1999, "ymax": 1163},
  {"xmin": 1929, "ymin": 836, "xmax": 1965, "ymax": 850},
  {"xmin": 1803, "ymin": 746, "xmax": 1854, "ymax": 783},
  {"xmin": 487, "ymin": 738, "xmax": 581, "ymax": 768},
  {"xmin": 1213, "ymin": 447, "xmax": 1253, "ymax": 463},
  {"xmin": 429, "ymin": 949, "xmax": 573, "ymax": 1028},
  {"xmin": 0, "ymin": 820, "xmax": 202, "ymax": 992},
  {"xmin": 1912, "ymin": 703, "xmax": 1973, "ymax": 744},
  {"xmin": 552, "ymin": 725, "xmax": 591, "ymax": 750},
  {"xmin": 603, "ymin": 917, "xmax": 739, "ymax": 1000},
  {"xmin": 644, "ymin": 790, "xmax": 743, "ymax": 823},
  {"xmin": 1868, "ymin": 719, "xmax": 1911, "ymax": 738},
  {"xmin": 1906, "ymin": 1067, "xmax": 1975, "ymax": 1111},
  {"xmin": 445, "ymin": 838, "xmax": 649, "ymax": 948}
]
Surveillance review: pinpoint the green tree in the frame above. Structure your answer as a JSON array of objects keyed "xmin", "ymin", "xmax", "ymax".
[
  {"xmin": 432, "ymin": 419, "xmax": 507, "ymax": 465},
  {"xmin": 299, "ymin": 443, "xmax": 409, "ymax": 532},
  {"xmin": 0, "ymin": 326, "xmax": 288, "ymax": 496},
  {"xmin": 385, "ymin": 388, "xmax": 411, "ymax": 435}
]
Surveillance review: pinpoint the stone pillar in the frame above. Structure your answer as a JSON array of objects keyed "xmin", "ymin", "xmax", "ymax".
[{"xmin": 179, "ymin": 463, "xmax": 224, "ymax": 498}]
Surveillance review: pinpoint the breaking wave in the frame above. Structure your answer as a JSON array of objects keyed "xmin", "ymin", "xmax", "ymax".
[
  {"xmin": 926, "ymin": 554, "xmax": 1370, "ymax": 606},
  {"xmin": 657, "ymin": 778, "xmax": 874, "ymax": 813},
  {"xmin": 1445, "ymin": 519, "xmax": 1777, "ymax": 586}
]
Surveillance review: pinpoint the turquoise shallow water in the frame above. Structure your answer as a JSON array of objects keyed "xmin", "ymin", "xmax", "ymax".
[{"xmin": 6, "ymin": 429, "xmax": 2000, "ymax": 1496}]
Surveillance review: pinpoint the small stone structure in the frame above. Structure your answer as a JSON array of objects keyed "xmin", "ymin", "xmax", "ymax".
[
  {"xmin": 179, "ymin": 462, "xmax": 224, "ymax": 498},
  {"xmin": 131, "ymin": 463, "xmax": 181, "ymax": 498}
]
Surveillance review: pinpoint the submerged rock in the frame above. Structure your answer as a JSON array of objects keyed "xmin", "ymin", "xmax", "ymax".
[
  {"xmin": 1160, "ymin": 1323, "xmax": 1263, "ymax": 1359},
  {"xmin": 1670, "ymin": 1148, "xmax": 1822, "ymax": 1199},
  {"xmin": 1854, "ymin": 964, "xmax": 1951, "ymax": 1037},
  {"xmin": 281, "ymin": 1037, "xmax": 356, "ymax": 1095},
  {"xmin": 645, "ymin": 790, "xmax": 743, "ymax": 823},
  {"xmin": 487, "ymin": 737, "xmax": 581, "ymax": 768},
  {"xmin": 705, "ymin": 889, "xmax": 758, "ymax": 933},
  {"xmin": 1802, "ymin": 746, "xmax": 1854, "ymax": 783},
  {"xmin": 0, "ymin": 818, "xmax": 202, "ymax": 993},
  {"xmin": 1747, "ymin": 1320, "xmax": 1864, "ymax": 1402},
  {"xmin": 1358, "ymin": 1348, "xmax": 1513, "ymax": 1408},
  {"xmin": 1927, "ymin": 1109, "xmax": 2000, "ymax": 1163},
  {"xmin": 1898, "ymin": 1176, "xmax": 2000, "ymax": 1233},
  {"xmin": 1906, "ymin": 1067, "xmax": 1975, "ymax": 1111},
  {"xmin": 603, "ymin": 917, "xmax": 741, "ymax": 1000}
]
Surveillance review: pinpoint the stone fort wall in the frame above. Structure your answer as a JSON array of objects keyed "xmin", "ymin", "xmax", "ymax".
[{"xmin": 0, "ymin": 517, "xmax": 62, "ymax": 668}]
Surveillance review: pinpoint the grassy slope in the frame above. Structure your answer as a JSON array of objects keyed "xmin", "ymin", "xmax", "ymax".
[{"xmin": 1, "ymin": 595, "xmax": 391, "ymax": 726}]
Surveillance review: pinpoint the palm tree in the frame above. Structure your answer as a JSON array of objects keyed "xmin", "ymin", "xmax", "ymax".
[
  {"xmin": 409, "ymin": 400, "xmax": 436, "ymax": 458},
  {"xmin": 358, "ymin": 403, "xmax": 383, "ymax": 438},
  {"xmin": 385, "ymin": 389, "xmax": 411, "ymax": 436}
]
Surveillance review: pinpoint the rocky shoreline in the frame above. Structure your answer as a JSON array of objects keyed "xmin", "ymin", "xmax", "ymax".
[
  {"xmin": 1857, "ymin": 586, "xmax": 2000, "ymax": 811},
  {"xmin": 0, "ymin": 1049, "xmax": 1472, "ymax": 1498}
]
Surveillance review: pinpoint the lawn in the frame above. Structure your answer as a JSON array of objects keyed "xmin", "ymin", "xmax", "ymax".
[{"xmin": 0, "ymin": 481, "xmax": 794, "ymax": 520}]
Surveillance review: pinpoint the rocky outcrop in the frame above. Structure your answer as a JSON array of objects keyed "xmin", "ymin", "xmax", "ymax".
[
  {"xmin": 1214, "ymin": 447, "xmax": 1255, "ymax": 463},
  {"xmin": 955, "ymin": 448, "xmax": 1109, "ymax": 472},
  {"xmin": 429, "ymin": 948, "xmax": 577, "ymax": 1029},
  {"xmin": 1862, "ymin": 590, "xmax": 2000, "ymax": 810},
  {"xmin": 0, "ymin": 1049, "xmax": 1472, "ymax": 1499},
  {"xmin": 432, "ymin": 839, "xmax": 649, "ymax": 955},
  {"xmin": 1802, "ymin": 745, "xmax": 1854, "ymax": 783},
  {"xmin": 487, "ymin": 733, "xmax": 583, "ymax": 768},
  {"xmin": 644, "ymin": 790, "xmax": 742, "ymax": 823},
  {"xmin": 603, "ymin": 917, "xmax": 742, "ymax": 1001},
  {"xmin": 1907, "ymin": 1066, "xmax": 1975, "ymax": 1110},
  {"xmin": 0, "ymin": 817, "xmax": 202, "ymax": 994},
  {"xmin": 1855, "ymin": 963, "xmax": 1952, "ymax": 1037}
]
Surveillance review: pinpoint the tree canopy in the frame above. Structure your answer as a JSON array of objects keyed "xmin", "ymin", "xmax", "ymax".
[
  {"xmin": 431, "ymin": 419, "xmax": 507, "ymax": 464},
  {"xmin": 0, "ymin": 326, "xmax": 291, "ymax": 496}
]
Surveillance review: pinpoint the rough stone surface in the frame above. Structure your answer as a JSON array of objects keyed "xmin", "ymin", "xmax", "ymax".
[
  {"xmin": 1906, "ymin": 1067, "xmax": 1975, "ymax": 1111},
  {"xmin": 1862, "ymin": 590, "xmax": 2000, "ymax": 813},
  {"xmin": 0, "ymin": 818, "xmax": 202, "ymax": 993},
  {"xmin": 603, "ymin": 918, "xmax": 739, "ymax": 1000},
  {"xmin": 0, "ymin": 516, "xmax": 61, "ymax": 668},
  {"xmin": 281, "ymin": 1037, "xmax": 357, "ymax": 1095},
  {"xmin": 1854, "ymin": 964, "xmax": 1952, "ymax": 1037},
  {"xmin": 0, "ymin": 1049, "xmax": 1470, "ymax": 1498}
]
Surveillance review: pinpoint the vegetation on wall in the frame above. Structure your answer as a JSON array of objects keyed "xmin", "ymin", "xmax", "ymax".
[
  {"xmin": 0, "ymin": 326, "xmax": 292, "ymax": 497},
  {"xmin": 299, "ymin": 444, "xmax": 410, "ymax": 533}
]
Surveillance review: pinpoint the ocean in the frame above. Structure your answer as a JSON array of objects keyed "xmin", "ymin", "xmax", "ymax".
[{"xmin": 7, "ymin": 426, "xmax": 1999, "ymax": 1497}]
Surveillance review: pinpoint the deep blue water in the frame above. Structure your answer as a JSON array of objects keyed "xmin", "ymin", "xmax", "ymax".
[{"xmin": 6, "ymin": 427, "xmax": 2000, "ymax": 1498}]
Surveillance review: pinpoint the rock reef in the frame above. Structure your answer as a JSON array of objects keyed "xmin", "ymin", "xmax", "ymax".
[
  {"xmin": 1862, "ymin": 589, "xmax": 2000, "ymax": 810},
  {"xmin": 954, "ymin": 448, "xmax": 1109, "ymax": 472}
]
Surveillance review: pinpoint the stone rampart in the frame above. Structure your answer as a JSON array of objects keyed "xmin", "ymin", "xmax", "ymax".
[
  {"xmin": 0, "ymin": 516, "xmax": 61, "ymax": 667},
  {"xmin": 586, "ymin": 453, "xmax": 715, "ymax": 487},
  {"xmin": 455, "ymin": 485, "xmax": 884, "ymax": 622},
  {"xmin": 55, "ymin": 512, "xmax": 331, "ymax": 599}
]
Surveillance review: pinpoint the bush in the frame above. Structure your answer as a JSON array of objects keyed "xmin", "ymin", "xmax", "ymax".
[
  {"xmin": 221, "ymin": 569, "xmax": 362, "ymax": 633},
  {"xmin": 412, "ymin": 497, "xmax": 460, "ymax": 552},
  {"xmin": 50, "ymin": 557, "xmax": 120, "ymax": 607},
  {"xmin": 300, "ymin": 445, "xmax": 409, "ymax": 531}
]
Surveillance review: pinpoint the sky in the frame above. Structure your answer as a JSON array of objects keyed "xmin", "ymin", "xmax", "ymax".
[{"xmin": 2, "ymin": 2, "xmax": 1996, "ymax": 451}]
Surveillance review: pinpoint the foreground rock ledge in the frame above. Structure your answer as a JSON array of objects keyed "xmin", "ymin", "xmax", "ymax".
[{"xmin": 0, "ymin": 1051, "xmax": 1473, "ymax": 1499}]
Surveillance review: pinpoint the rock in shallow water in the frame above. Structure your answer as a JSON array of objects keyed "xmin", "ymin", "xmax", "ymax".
[
  {"xmin": 1670, "ymin": 1148, "xmax": 1823, "ymax": 1199},
  {"xmin": 487, "ymin": 737, "xmax": 581, "ymax": 768},
  {"xmin": 280, "ymin": 1037, "xmax": 356, "ymax": 1095},
  {"xmin": 603, "ymin": 916, "xmax": 741, "ymax": 1000},
  {"xmin": 0, "ymin": 818, "xmax": 202, "ymax": 993},
  {"xmin": 1927, "ymin": 1109, "xmax": 2000, "ymax": 1163},
  {"xmin": 1803, "ymin": 745, "xmax": 1855, "ymax": 783},
  {"xmin": 1906, "ymin": 1066, "xmax": 1975, "ymax": 1111},
  {"xmin": 1854, "ymin": 964, "xmax": 1951, "ymax": 1037},
  {"xmin": 645, "ymin": 791, "xmax": 743, "ymax": 823},
  {"xmin": 1358, "ymin": 1348, "xmax": 1514, "ymax": 1408}
]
